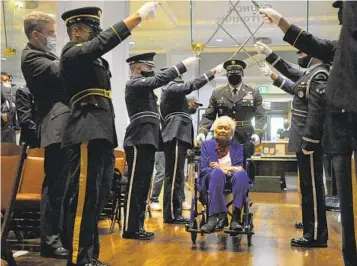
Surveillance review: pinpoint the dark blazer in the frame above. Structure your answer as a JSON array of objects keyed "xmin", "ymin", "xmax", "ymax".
[
  {"xmin": 124, "ymin": 63, "xmax": 187, "ymax": 150},
  {"xmin": 160, "ymin": 70, "xmax": 215, "ymax": 146},
  {"xmin": 282, "ymin": 22, "xmax": 357, "ymax": 114},
  {"xmin": 199, "ymin": 138, "xmax": 243, "ymax": 190},
  {"xmin": 198, "ymin": 83, "xmax": 267, "ymax": 143},
  {"xmin": 21, "ymin": 43, "xmax": 69, "ymax": 148},
  {"xmin": 15, "ymin": 86, "xmax": 38, "ymax": 147},
  {"xmin": 60, "ymin": 21, "xmax": 131, "ymax": 148},
  {"xmin": 326, "ymin": 3, "xmax": 357, "ymax": 114}
]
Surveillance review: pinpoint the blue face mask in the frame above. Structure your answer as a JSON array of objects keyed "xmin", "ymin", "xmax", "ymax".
[
  {"xmin": 46, "ymin": 36, "xmax": 57, "ymax": 52},
  {"xmin": 38, "ymin": 32, "xmax": 56, "ymax": 52}
]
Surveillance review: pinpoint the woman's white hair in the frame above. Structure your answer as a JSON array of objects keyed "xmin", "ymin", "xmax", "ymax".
[{"xmin": 213, "ymin": 116, "xmax": 236, "ymax": 138}]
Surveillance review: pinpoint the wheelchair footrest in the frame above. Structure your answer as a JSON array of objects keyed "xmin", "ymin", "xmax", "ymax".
[
  {"xmin": 186, "ymin": 228, "xmax": 201, "ymax": 233},
  {"xmin": 224, "ymin": 229, "xmax": 255, "ymax": 236}
]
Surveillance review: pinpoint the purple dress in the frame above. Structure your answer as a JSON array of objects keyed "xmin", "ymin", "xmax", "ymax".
[{"xmin": 199, "ymin": 138, "xmax": 250, "ymax": 216}]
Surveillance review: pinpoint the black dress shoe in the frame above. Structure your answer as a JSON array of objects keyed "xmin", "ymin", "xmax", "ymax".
[
  {"xmin": 215, "ymin": 217, "xmax": 229, "ymax": 231},
  {"xmin": 201, "ymin": 215, "xmax": 218, "ymax": 233},
  {"xmin": 90, "ymin": 259, "xmax": 109, "ymax": 266},
  {"xmin": 41, "ymin": 246, "xmax": 69, "ymax": 259},
  {"xmin": 295, "ymin": 221, "xmax": 304, "ymax": 229},
  {"xmin": 291, "ymin": 237, "xmax": 327, "ymax": 248},
  {"xmin": 230, "ymin": 221, "xmax": 243, "ymax": 231},
  {"xmin": 140, "ymin": 229, "xmax": 154, "ymax": 237},
  {"xmin": 164, "ymin": 216, "xmax": 189, "ymax": 224},
  {"xmin": 122, "ymin": 231, "xmax": 153, "ymax": 240}
]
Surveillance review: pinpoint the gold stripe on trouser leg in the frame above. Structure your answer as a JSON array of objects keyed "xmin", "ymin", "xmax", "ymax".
[
  {"xmin": 72, "ymin": 143, "xmax": 88, "ymax": 264},
  {"xmin": 171, "ymin": 140, "xmax": 179, "ymax": 220},
  {"xmin": 125, "ymin": 146, "xmax": 137, "ymax": 231},
  {"xmin": 352, "ymin": 155, "xmax": 357, "ymax": 245},
  {"xmin": 310, "ymin": 154, "xmax": 318, "ymax": 241}
]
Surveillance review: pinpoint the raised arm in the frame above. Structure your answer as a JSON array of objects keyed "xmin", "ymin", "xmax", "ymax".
[
  {"xmin": 163, "ymin": 70, "xmax": 215, "ymax": 95},
  {"xmin": 258, "ymin": 62, "xmax": 296, "ymax": 95},
  {"xmin": 62, "ymin": 2, "xmax": 158, "ymax": 62},
  {"xmin": 255, "ymin": 41, "xmax": 304, "ymax": 82},
  {"xmin": 259, "ymin": 8, "xmax": 337, "ymax": 63}
]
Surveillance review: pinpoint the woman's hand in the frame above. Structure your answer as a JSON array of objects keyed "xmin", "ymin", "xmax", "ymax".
[{"xmin": 210, "ymin": 162, "xmax": 220, "ymax": 168}]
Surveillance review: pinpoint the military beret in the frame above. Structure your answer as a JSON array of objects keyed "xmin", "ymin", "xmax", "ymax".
[
  {"xmin": 61, "ymin": 7, "xmax": 102, "ymax": 31},
  {"xmin": 126, "ymin": 52, "xmax": 156, "ymax": 67},
  {"xmin": 332, "ymin": 1, "xmax": 343, "ymax": 8},
  {"xmin": 223, "ymin": 59, "xmax": 246, "ymax": 70}
]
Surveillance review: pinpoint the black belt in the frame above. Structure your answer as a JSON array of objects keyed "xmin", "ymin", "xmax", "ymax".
[
  {"xmin": 69, "ymin": 88, "xmax": 112, "ymax": 107},
  {"xmin": 129, "ymin": 111, "xmax": 160, "ymax": 123},
  {"xmin": 234, "ymin": 120, "xmax": 252, "ymax": 127}
]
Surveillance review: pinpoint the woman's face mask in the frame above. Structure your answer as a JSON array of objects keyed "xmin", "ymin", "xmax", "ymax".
[{"xmin": 189, "ymin": 108, "xmax": 197, "ymax": 115}]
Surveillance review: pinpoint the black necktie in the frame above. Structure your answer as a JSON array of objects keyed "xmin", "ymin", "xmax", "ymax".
[{"xmin": 233, "ymin": 88, "xmax": 238, "ymax": 96}]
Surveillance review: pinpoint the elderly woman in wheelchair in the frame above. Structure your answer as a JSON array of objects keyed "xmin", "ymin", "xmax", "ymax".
[{"xmin": 198, "ymin": 116, "xmax": 251, "ymax": 234}]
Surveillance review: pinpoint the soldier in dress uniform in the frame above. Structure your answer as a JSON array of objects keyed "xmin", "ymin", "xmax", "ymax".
[
  {"xmin": 59, "ymin": 4, "xmax": 158, "ymax": 265},
  {"xmin": 123, "ymin": 52, "xmax": 199, "ymax": 239},
  {"xmin": 159, "ymin": 62, "xmax": 225, "ymax": 224},
  {"xmin": 196, "ymin": 59, "xmax": 266, "ymax": 147},
  {"xmin": 255, "ymin": 41, "xmax": 330, "ymax": 248},
  {"xmin": 260, "ymin": 2, "xmax": 357, "ymax": 264},
  {"xmin": 21, "ymin": 11, "xmax": 69, "ymax": 259}
]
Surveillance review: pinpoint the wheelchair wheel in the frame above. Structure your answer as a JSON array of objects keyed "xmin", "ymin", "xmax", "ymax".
[
  {"xmin": 247, "ymin": 234, "xmax": 252, "ymax": 246},
  {"xmin": 200, "ymin": 212, "xmax": 206, "ymax": 236},
  {"xmin": 191, "ymin": 219, "xmax": 198, "ymax": 244},
  {"xmin": 247, "ymin": 213, "xmax": 254, "ymax": 246}
]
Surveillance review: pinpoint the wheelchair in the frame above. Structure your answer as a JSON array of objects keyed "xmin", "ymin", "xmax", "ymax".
[{"xmin": 185, "ymin": 142, "xmax": 255, "ymax": 246}]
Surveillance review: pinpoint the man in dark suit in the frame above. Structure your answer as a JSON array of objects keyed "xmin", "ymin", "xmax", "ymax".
[
  {"xmin": 60, "ymin": 4, "xmax": 158, "ymax": 265},
  {"xmin": 1, "ymin": 90, "xmax": 17, "ymax": 144},
  {"xmin": 260, "ymin": 2, "xmax": 357, "ymax": 263},
  {"xmin": 159, "ymin": 63, "xmax": 224, "ymax": 224},
  {"xmin": 256, "ymin": 42, "xmax": 330, "ymax": 248},
  {"xmin": 21, "ymin": 11, "xmax": 69, "ymax": 259},
  {"xmin": 123, "ymin": 52, "xmax": 199, "ymax": 239},
  {"xmin": 15, "ymin": 86, "xmax": 38, "ymax": 148},
  {"xmin": 196, "ymin": 60, "xmax": 267, "ymax": 146}
]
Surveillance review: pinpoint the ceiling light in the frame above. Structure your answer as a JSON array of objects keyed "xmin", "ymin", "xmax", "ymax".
[
  {"xmin": 215, "ymin": 38, "xmax": 223, "ymax": 42},
  {"xmin": 14, "ymin": 1, "xmax": 24, "ymax": 8},
  {"xmin": 129, "ymin": 41, "xmax": 135, "ymax": 45}
]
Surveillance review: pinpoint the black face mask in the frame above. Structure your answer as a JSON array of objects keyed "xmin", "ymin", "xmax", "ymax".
[
  {"xmin": 141, "ymin": 70, "xmax": 155, "ymax": 77},
  {"xmin": 189, "ymin": 108, "xmax": 197, "ymax": 115},
  {"xmin": 338, "ymin": 7, "xmax": 343, "ymax": 25},
  {"xmin": 228, "ymin": 75, "xmax": 242, "ymax": 86},
  {"xmin": 298, "ymin": 55, "xmax": 313, "ymax": 68}
]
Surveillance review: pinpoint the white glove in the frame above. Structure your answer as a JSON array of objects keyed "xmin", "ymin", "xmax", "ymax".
[
  {"xmin": 214, "ymin": 63, "xmax": 226, "ymax": 76},
  {"xmin": 258, "ymin": 62, "xmax": 273, "ymax": 77},
  {"xmin": 251, "ymin": 134, "xmax": 260, "ymax": 146},
  {"xmin": 259, "ymin": 8, "xmax": 282, "ymax": 25},
  {"xmin": 137, "ymin": 2, "xmax": 159, "ymax": 20},
  {"xmin": 302, "ymin": 149, "xmax": 314, "ymax": 155},
  {"xmin": 254, "ymin": 41, "xmax": 272, "ymax": 56},
  {"xmin": 196, "ymin": 133, "xmax": 206, "ymax": 145},
  {"xmin": 182, "ymin": 57, "xmax": 200, "ymax": 69}
]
